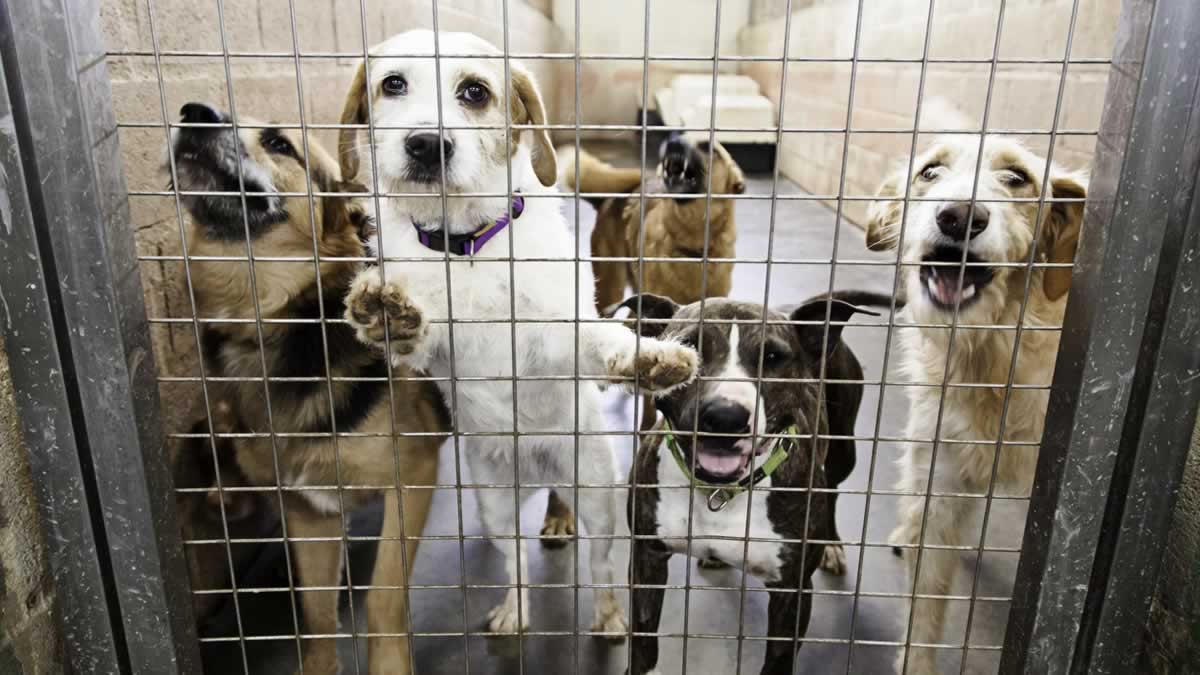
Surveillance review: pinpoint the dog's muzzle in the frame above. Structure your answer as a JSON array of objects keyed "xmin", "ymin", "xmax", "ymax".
[{"xmin": 404, "ymin": 132, "xmax": 455, "ymax": 183}]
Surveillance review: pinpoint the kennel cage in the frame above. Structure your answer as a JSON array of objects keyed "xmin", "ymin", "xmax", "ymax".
[{"xmin": 1, "ymin": 0, "xmax": 1199, "ymax": 673}]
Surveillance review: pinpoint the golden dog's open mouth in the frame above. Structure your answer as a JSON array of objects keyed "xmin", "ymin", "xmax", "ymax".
[{"xmin": 919, "ymin": 246, "xmax": 995, "ymax": 310}]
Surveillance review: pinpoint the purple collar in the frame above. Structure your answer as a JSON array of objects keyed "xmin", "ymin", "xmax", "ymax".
[{"xmin": 413, "ymin": 195, "xmax": 525, "ymax": 256}]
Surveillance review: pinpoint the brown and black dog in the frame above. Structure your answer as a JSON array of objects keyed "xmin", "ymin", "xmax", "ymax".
[
  {"xmin": 168, "ymin": 102, "xmax": 447, "ymax": 674},
  {"xmin": 617, "ymin": 290, "xmax": 891, "ymax": 675},
  {"xmin": 561, "ymin": 133, "xmax": 745, "ymax": 315},
  {"xmin": 561, "ymin": 134, "xmax": 745, "ymax": 434}
]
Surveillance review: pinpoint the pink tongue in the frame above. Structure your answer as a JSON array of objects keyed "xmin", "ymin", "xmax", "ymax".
[
  {"xmin": 935, "ymin": 277, "xmax": 959, "ymax": 304},
  {"xmin": 696, "ymin": 450, "xmax": 745, "ymax": 475}
]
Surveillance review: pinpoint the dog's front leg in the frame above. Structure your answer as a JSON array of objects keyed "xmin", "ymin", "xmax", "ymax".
[
  {"xmin": 761, "ymin": 549, "xmax": 817, "ymax": 675},
  {"xmin": 345, "ymin": 269, "xmax": 436, "ymax": 370},
  {"xmin": 284, "ymin": 495, "xmax": 346, "ymax": 675},
  {"xmin": 628, "ymin": 538, "xmax": 671, "ymax": 675},
  {"xmin": 367, "ymin": 477, "xmax": 435, "ymax": 674},
  {"xmin": 580, "ymin": 322, "xmax": 697, "ymax": 395},
  {"xmin": 889, "ymin": 443, "xmax": 982, "ymax": 674}
]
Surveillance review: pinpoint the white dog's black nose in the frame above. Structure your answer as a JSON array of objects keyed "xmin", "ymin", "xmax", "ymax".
[
  {"xmin": 405, "ymin": 133, "xmax": 454, "ymax": 167},
  {"xmin": 698, "ymin": 400, "xmax": 751, "ymax": 435},
  {"xmin": 180, "ymin": 102, "xmax": 222, "ymax": 124},
  {"xmin": 936, "ymin": 202, "xmax": 990, "ymax": 241}
]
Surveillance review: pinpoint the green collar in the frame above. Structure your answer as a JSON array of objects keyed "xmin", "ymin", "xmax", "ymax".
[{"xmin": 661, "ymin": 419, "xmax": 796, "ymax": 512}]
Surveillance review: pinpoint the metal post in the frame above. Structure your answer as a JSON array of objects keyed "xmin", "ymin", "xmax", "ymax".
[
  {"xmin": 0, "ymin": 1, "xmax": 200, "ymax": 673},
  {"xmin": 1002, "ymin": 0, "xmax": 1200, "ymax": 672}
]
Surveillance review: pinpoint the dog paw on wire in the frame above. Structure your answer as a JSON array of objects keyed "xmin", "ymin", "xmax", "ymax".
[
  {"xmin": 345, "ymin": 272, "xmax": 428, "ymax": 359},
  {"xmin": 606, "ymin": 339, "xmax": 698, "ymax": 395}
]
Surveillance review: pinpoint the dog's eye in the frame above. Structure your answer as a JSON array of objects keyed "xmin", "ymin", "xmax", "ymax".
[
  {"xmin": 458, "ymin": 81, "xmax": 489, "ymax": 106},
  {"xmin": 263, "ymin": 134, "xmax": 294, "ymax": 156},
  {"xmin": 998, "ymin": 168, "xmax": 1030, "ymax": 186},
  {"xmin": 761, "ymin": 347, "xmax": 789, "ymax": 367},
  {"xmin": 382, "ymin": 75, "xmax": 408, "ymax": 96},
  {"xmin": 919, "ymin": 163, "xmax": 943, "ymax": 181}
]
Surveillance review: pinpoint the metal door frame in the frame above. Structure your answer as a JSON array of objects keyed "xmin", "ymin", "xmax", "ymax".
[{"xmin": 0, "ymin": 1, "xmax": 199, "ymax": 674}]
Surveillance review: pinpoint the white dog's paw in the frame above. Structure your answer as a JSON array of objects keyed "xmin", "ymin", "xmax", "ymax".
[
  {"xmin": 345, "ymin": 273, "xmax": 426, "ymax": 356},
  {"xmin": 590, "ymin": 592, "xmax": 628, "ymax": 641},
  {"xmin": 821, "ymin": 544, "xmax": 848, "ymax": 576},
  {"xmin": 608, "ymin": 339, "xmax": 697, "ymax": 395},
  {"xmin": 486, "ymin": 592, "xmax": 528, "ymax": 635}
]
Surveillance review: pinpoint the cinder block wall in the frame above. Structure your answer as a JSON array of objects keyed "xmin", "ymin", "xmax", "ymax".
[
  {"xmin": 737, "ymin": 0, "xmax": 1121, "ymax": 225},
  {"xmin": 101, "ymin": 0, "xmax": 564, "ymax": 431},
  {"xmin": 0, "ymin": 339, "xmax": 63, "ymax": 674},
  {"xmin": 1142, "ymin": 415, "xmax": 1200, "ymax": 673}
]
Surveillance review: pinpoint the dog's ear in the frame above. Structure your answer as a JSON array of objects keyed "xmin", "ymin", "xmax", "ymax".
[
  {"xmin": 1042, "ymin": 172, "xmax": 1088, "ymax": 301},
  {"xmin": 725, "ymin": 149, "xmax": 746, "ymax": 194},
  {"xmin": 865, "ymin": 170, "xmax": 905, "ymax": 251},
  {"xmin": 790, "ymin": 298, "xmax": 878, "ymax": 356},
  {"xmin": 610, "ymin": 293, "xmax": 680, "ymax": 338},
  {"xmin": 510, "ymin": 64, "xmax": 557, "ymax": 187},
  {"xmin": 321, "ymin": 180, "xmax": 371, "ymax": 240},
  {"xmin": 338, "ymin": 62, "xmax": 368, "ymax": 181},
  {"xmin": 710, "ymin": 142, "xmax": 746, "ymax": 194}
]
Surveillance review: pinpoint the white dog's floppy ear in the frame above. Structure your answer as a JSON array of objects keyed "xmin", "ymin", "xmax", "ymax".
[
  {"xmin": 338, "ymin": 62, "xmax": 368, "ymax": 181},
  {"xmin": 865, "ymin": 170, "xmax": 905, "ymax": 251},
  {"xmin": 510, "ymin": 65, "xmax": 557, "ymax": 187},
  {"xmin": 1042, "ymin": 172, "xmax": 1088, "ymax": 301}
]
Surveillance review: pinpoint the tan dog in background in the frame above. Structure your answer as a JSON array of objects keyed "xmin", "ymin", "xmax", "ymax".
[
  {"xmin": 866, "ymin": 130, "xmax": 1087, "ymax": 673},
  {"xmin": 561, "ymin": 133, "xmax": 745, "ymax": 315},
  {"xmin": 168, "ymin": 102, "xmax": 447, "ymax": 674}
]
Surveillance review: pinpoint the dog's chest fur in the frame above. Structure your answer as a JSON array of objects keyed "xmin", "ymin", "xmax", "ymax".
[
  {"xmin": 634, "ymin": 435, "xmax": 828, "ymax": 584},
  {"xmin": 375, "ymin": 190, "xmax": 605, "ymax": 431},
  {"xmin": 652, "ymin": 445, "xmax": 787, "ymax": 581}
]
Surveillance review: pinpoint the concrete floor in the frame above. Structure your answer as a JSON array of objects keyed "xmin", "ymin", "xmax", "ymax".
[{"xmin": 199, "ymin": 144, "xmax": 1026, "ymax": 674}]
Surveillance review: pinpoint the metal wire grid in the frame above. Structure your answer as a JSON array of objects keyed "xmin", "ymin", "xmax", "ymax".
[{"xmin": 111, "ymin": 0, "xmax": 1108, "ymax": 672}]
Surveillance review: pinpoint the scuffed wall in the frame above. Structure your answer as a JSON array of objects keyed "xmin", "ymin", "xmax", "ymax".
[
  {"xmin": 0, "ymin": 338, "xmax": 63, "ymax": 674},
  {"xmin": 1142, "ymin": 414, "xmax": 1200, "ymax": 673}
]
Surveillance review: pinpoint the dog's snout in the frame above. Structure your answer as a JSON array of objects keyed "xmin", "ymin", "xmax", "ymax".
[
  {"xmin": 405, "ymin": 133, "xmax": 454, "ymax": 166},
  {"xmin": 936, "ymin": 202, "xmax": 990, "ymax": 241},
  {"xmin": 698, "ymin": 400, "xmax": 751, "ymax": 436},
  {"xmin": 180, "ymin": 102, "xmax": 222, "ymax": 125}
]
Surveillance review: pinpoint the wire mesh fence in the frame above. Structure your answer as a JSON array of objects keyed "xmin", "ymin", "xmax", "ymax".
[{"xmin": 93, "ymin": 0, "xmax": 1119, "ymax": 673}]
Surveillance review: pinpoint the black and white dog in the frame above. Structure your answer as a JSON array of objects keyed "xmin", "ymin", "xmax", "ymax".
[{"xmin": 620, "ymin": 291, "xmax": 892, "ymax": 675}]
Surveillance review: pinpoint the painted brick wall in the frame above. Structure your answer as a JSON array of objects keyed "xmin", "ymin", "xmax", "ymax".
[{"xmin": 738, "ymin": 0, "xmax": 1121, "ymax": 225}]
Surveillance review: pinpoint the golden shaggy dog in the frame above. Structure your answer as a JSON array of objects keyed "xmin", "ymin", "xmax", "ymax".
[{"xmin": 866, "ymin": 132, "xmax": 1087, "ymax": 674}]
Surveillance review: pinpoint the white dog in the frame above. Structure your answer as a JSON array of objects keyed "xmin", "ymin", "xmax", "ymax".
[
  {"xmin": 338, "ymin": 29, "xmax": 698, "ymax": 637},
  {"xmin": 866, "ymin": 133, "xmax": 1087, "ymax": 673}
]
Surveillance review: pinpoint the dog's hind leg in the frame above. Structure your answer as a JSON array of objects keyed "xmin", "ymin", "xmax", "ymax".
[
  {"xmin": 574, "ymin": 433, "xmax": 629, "ymax": 639},
  {"xmin": 761, "ymin": 550, "xmax": 817, "ymax": 675},
  {"xmin": 628, "ymin": 543, "xmax": 670, "ymax": 674},
  {"xmin": 822, "ymin": 360, "xmax": 864, "ymax": 576},
  {"xmin": 285, "ymin": 496, "xmax": 346, "ymax": 675},
  {"xmin": 367, "ymin": 474, "xmax": 435, "ymax": 674},
  {"xmin": 469, "ymin": 446, "xmax": 532, "ymax": 635},
  {"xmin": 539, "ymin": 489, "xmax": 576, "ymax": 550},
  {"xmin": 890, "ymin": 446, "xmax": 982, "ymax": 674}
]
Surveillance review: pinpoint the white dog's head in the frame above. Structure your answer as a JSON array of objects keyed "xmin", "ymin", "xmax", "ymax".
[
  {"xmin": 865, "ymin": 135, "xmax": 1087, "ymax": 324},
  {"xmin": 338, "ymin": 30, "xmax": 556, "ymax": 232}
]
